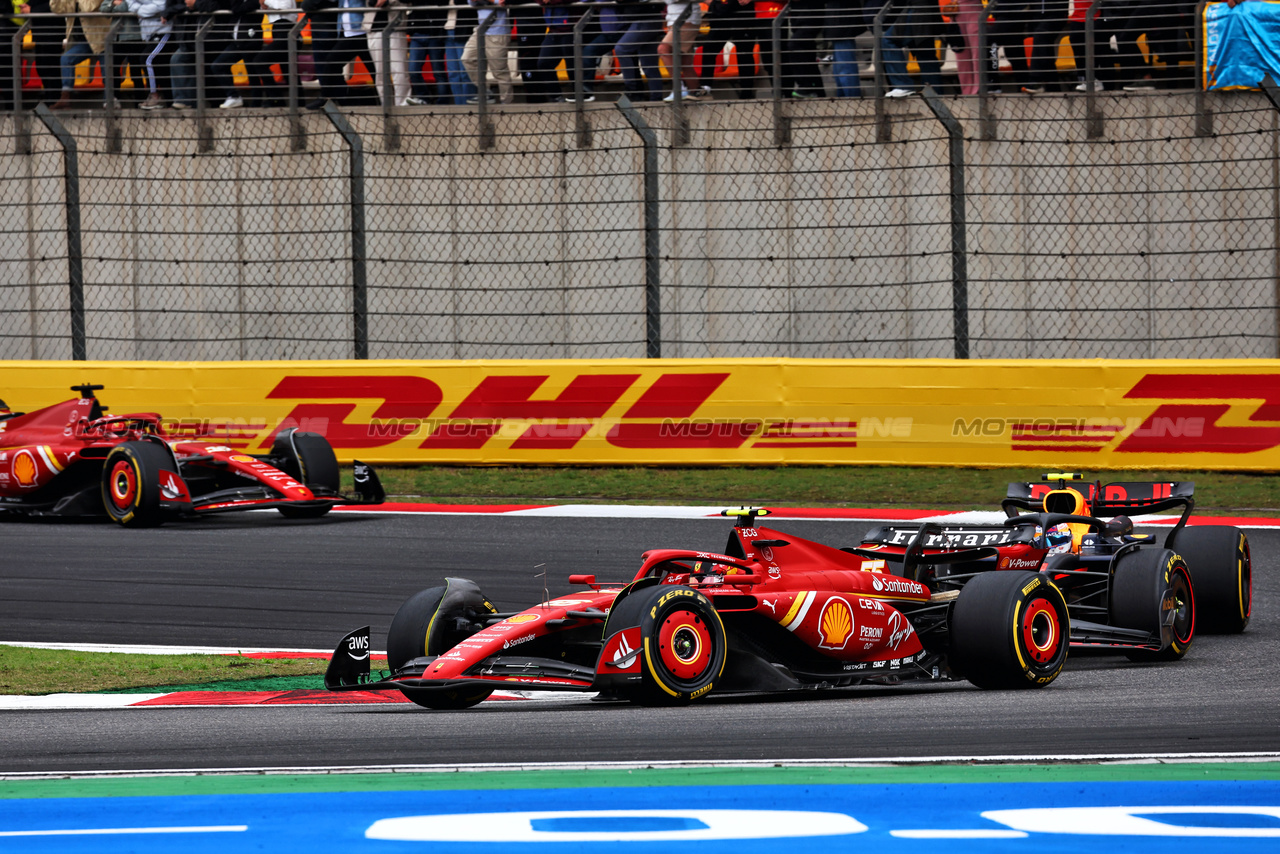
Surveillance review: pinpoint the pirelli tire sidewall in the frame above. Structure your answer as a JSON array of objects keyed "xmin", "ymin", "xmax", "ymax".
[
  {"xmin": 951, "ymin": 570, "xmax": 1070, "ymax": 690},
  {"xmin": 635, "ymin": 585, "xmax": 727, "ymax": 704},
  {"xmin": 100, "ymin": 440, "xmax": 176, "ymax": 528}
]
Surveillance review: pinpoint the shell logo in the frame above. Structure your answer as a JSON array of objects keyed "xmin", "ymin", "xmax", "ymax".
[
  {"xmin": 817, "ymin": 597, "xmax": 854, "ymax": 650},
  {"xmin": 505, "ymin": 614, "xmax": 539, "ymax": 624},
  {"xmin": 11, "ymin": 450, "xmax": 38, "ymax": 487}
]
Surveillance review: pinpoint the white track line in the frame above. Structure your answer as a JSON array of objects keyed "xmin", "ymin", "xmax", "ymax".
[{"xmin": 2, "ymin": 753, "xmax": 1278, "ymax": 781}]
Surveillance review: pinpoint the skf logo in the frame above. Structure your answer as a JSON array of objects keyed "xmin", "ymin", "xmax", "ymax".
[{"xmin": 817, "ymin": 597, "xmax": 855, "ymax": 650}]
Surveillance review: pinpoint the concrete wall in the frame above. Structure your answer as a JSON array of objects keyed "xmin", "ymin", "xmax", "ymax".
[{"xmin": 0, "ymin": 92, "xmax": 1274, "ymax": 361}]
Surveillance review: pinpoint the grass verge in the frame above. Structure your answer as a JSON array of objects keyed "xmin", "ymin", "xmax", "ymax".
[
  {"xmin": 350, "ymin": 465, "xmax": 1280, "ymax": 515},
  {"xmin": 0, "ymin": 646, "xmax": 327, "ymax": 696}
]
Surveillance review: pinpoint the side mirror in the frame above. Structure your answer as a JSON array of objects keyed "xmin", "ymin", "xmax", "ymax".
[{"xmin": 1103, "ymin": 515, "xmax": 1134, "ymax": 538}]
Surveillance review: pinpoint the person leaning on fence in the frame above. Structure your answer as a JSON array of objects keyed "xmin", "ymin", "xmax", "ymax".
[
  {"xmin": 127, "ymin": 0, "xmax": 173, "ymax": 107},
  {"xmin": 779, "ymin": 0, "xmax": 824, "ymax": 98},
  {"xmin": 241, "ymin": 0, "xmax": 298, "ymax": 105},
  {"xmin": 873, "ymin": 0, "xmax": 942, "ymax": 98},
  {"xmin": 460, "ymin": 0, "xmax": 513, "ymax": 104},
  {"xmin": 575, "ymin": 0, "xmax": 628, "ymax": 103},
  {"xmin": 825, "ymin": 0, "xmax": 862, "ymax": 97},
  {"xmin": 161, "ymin": 0, "xmax": 211, "ymax": 108},
  {"xmin": 19, "ymin": 0, "xmax": 66, "ymax": 105},
  {"xmin": 365, "ymin": 0, "xmax": 413, "ymax": 105},
  {"xmin": 404, "ymin": 0, "xmax": 447, "ymax": 104},
  {"xmin": 699, "ymin": 0, "xmax": 758, "ymax": 100},
  {"xmin": 49, "ymin": 0, "xmax": 111, "ymax": 108},
  {"xmin": 530, "ymin": 0, "xmax": 581, "ymax": 102},
  {"xmin": 1063, "ymin": 0, "xmax": 1119, "ymax": 91},
  {"xmin": 658, "ymin": 0, "xmax": 704, "ymax": 100},
  {"xmin": 442, "ymin": 0, "xmax": 476, "ymax": 102},
  {"xmin": 205, "ymin": 0, "xmax": 263, "ymax": 107},
  {"xmin": 303, "ymin": 0, "xmax": 376, "ymax": 107},
  {"xmin": 613, "ymin": 0, "xmax": 661, "ymax": 100}
]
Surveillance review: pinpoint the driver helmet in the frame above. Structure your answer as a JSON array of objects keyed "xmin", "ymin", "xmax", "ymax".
[{"xmin": 1045, "ymin": 522, "xmax": 1074, "ymax": 554}]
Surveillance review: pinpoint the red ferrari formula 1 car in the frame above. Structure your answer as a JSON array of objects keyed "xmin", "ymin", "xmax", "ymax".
[
  {"xmin": 326, "ymin": 508, "xmax": 1078, "ymax": 709},
  {"xmin": 0, "ymin": 384, "xmax": 384, "ymax": 527},
  {"xmin": 855, "ymin": 473, "xmax": 1251, "ymax": 662}
]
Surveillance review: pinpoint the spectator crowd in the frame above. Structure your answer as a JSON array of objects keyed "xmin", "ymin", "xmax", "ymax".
[{"xmin": 0, "ymin": 0, "xmax": 1252, "ymax": 110}]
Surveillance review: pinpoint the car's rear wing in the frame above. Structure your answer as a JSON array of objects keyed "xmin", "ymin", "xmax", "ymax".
[
  {"xmin": 855, "ymin": 521, "xmax": 1035, "ymax": 582},
  {"xmin": 1003, "ymin": 478, "xmax": 1194, "ymax": 547}
]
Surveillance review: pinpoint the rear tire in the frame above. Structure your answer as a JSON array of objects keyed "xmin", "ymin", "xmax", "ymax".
[
  {"xmin": 951, "ymin": 571, "xmax": 1069, "ymax": 689},
  {"xmin": 100, "ymin": 441, "xmax": 176, "ymax": 528},
  {"xmin": 615, "ymin": 585, "xmax": 727, "ymax": 705},
  {"xmin": 1168, "ymin": 526, "xmax": 1251, "ymax": 634},
  {"xmin": 1110, "ymin": 548, "xmax": 1195, "ymax": 661},
  {"xmin": 273, "ymin": 429, "xmax": 340, "ymax": 519}
]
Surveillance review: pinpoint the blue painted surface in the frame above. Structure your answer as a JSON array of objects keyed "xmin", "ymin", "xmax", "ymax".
[{"xmin": 1, "ymin": 781, "xmax": 1279, "ymax": 852}]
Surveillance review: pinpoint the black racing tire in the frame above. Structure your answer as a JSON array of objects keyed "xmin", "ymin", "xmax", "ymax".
[
  {"xmin": 385, "ymin": 578, "xmax": 497, "ymax": 710},
  {"xmin": 100, "ymin": 441, "xmax": 176, "ymax": 528},
  {"xmin": 399, "ymin": 686, "xmax": 494, "ymax": 710},
  {"xmin": 386, "ymin": 585, "xmax": 448, "ymax": 671},
  {"xmin": 1168, "ymin": 526, "xmax": 1251, "ymax": 634},
  {"xmin": 274, "ymin": 430, "xmax": 340, "ymax": 519},
  {"xmin": 616, "ymin": 585, "xmax": 727, "ymax": 706},
  {"xmin": 1110, "ymin": 548, "xmax": 1195, "ymax": 662},
  {"xmin": 950, "ymin": 571, "xmax": 1069, "ymax": 689}
]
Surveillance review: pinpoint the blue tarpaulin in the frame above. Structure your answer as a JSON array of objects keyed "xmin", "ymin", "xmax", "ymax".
[{"xmin": 1205, "ymin": 0, "xmax": 1280, "ymax": 90}]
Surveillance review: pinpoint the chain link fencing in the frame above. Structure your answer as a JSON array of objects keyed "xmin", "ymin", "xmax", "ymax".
[{"xmin": 0, "ymin": 1, "xmax": 1276, "ymax": 361}]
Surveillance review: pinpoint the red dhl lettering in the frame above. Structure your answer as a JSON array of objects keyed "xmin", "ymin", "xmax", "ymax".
[{"xmin": 1117, "ymin": 374, "xmax": 1280, "ymax": 454}]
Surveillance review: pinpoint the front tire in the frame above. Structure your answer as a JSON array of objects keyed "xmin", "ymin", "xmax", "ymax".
[
  {"xmin": 1110, "ymin": 548, "xmax": 1195, "ymax": 661},
  {"xmin": 100, "ymin": 441, "xmax": 176, "ymax": 528},
  {"xmin": 1169, "ymin": 526, "xmax": 1251, "ymax": 634},
  {"xmin": 613, "ymin": 585, "xmax": 727, "ymax": 705},
  {"xmin": 950, "ymin": 571, "xmax": 1069, "ymax": 689},
  {"xmin": 399, "ymin": 686, "xmax": 494, "ymax": 710},
  {"xmin": 273, "ymin": 429, "xmax": 340, "ymax": 519}
]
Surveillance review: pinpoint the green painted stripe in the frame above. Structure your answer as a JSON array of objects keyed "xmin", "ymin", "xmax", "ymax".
[{"xmin": 1, "ymin": 762, "xmax": 1277, "ymax": 800}]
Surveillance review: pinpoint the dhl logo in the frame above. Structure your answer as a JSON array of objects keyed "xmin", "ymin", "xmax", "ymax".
[
  {"xmin": 1001, "ymin": 373, "xmax": 1280, "ymax": 456},
  {"xmin": 254, "ymin": 373, "xmax": 862, "ymax": 452}
]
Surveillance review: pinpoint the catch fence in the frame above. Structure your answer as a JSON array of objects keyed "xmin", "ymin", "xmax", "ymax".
[{"xmin": 0, "ymin": 2, "xmax": 1276, "ymax": 361}]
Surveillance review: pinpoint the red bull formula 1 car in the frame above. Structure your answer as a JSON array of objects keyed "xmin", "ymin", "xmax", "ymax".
[
  {"xmin": 856, "ymin": 473, "xmax": 1251, "ymax": 662},
  {"xmin": 0, "ymin": 384, "xmax": 384, "ymax": 527},
  {"xmin": 326, "ymin": 507, "xmax": 1082, "ymax": 709}
]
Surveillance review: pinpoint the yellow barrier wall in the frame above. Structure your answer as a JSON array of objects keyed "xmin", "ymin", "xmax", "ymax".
[{"xmin": 5, "ymin": 360, "xmax": 1280, "ymax": 469}]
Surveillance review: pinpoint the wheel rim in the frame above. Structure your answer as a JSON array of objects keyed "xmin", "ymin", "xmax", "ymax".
[
  {"xmin": 108, "ymin": 459, "xmax": 138, "ymax": 511},
  {"xmin": 657, "ymin": 609, "xmax": 712, "ymax": 680},
  {"xmin": 1169, "ymin": 569, "xmax": 1194, "ymax": 644},
  {"xmin": 1021, "ymin": 598, "xmax": 1061, "ymax": 664}
]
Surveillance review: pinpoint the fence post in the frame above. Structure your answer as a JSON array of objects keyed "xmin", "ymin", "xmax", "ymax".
[
  {"xmin": 977, "ymin": 0, "xmax": 999, "ymax": 141},
  {"xmin": 32, "ymin": 104, "xmax": 86, "ymax": 360},
  {"xmin": 381, "ymin": 9, "xmax": 405, "ymax": 152},
  {"xmin": 669, "ymin": 2, "xmax": 691, "ymax": 146},
  {"xmin": 476, "ymin": 11, "xmax": 496, "ymax": 150},
  {"xmin": 873, "ymin": 0, "xmax": 893, "ymax": 143},
  {"xmin": 1084, "ymin": 1, "xmax": 1103, "ymax": 139},
  {"xmin": 321, "ymin": 103, "xmax": 369, "ymax": 359},
  {"xmin": 1194, "ymin": 0, "xmax": 1214, "ymax": 137},
  {"xmin": 286, "ymin": 15, "xmax": 308, "ymax": 151},
  {"xmin": 616, "ymin": 95, "xmax": 661, "ymax": 358},
  {"xmin": 572, "ymin": 4, "xmax": 597, "ymax": 148},
  {"xmin": 194, "ymin": 14, "xmax": 215, "ymax": 152},
  {"xmin": 1261, "ymin": 76, "xmax": 1280, "ymax": 353},
  {"xmin": 12, "ymin": 21, "xmax": 31, "ymax": 154},
  {"xmin": 919, "ymin": 85, "xmax": 969, "ymax": 359},
  {"xmin": 102, "ymin": 17, "xmax": 123, "ymax": 153},
  {"xmin": 771, "ymin": 3, "xmax": 790, "ymax": 145}
]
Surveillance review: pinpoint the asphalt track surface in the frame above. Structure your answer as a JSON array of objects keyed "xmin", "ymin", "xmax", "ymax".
[{"xmin": 1, "ymin": 512, "xmax": 1278, "ymax": 772}]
